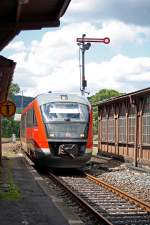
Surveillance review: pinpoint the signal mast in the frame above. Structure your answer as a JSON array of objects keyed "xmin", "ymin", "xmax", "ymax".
[{"xmin": 76, "ymin": 34, "xmax": 110, "ymax": 96}]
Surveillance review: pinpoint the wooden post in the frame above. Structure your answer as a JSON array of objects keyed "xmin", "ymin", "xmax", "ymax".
[
  {"xmin": 115, "ymin": 112, "xmax": 119, "ymax": 155},
  {"xmin": 98, "ymin": 106, "xmax": 101, "ymax": 152},
  {"xmin": 0, "ymin": 115, "xmax": 2, "ymax": 166},
  {"xmin": 106, "ymin": 113, "xmax": 108, "ymax": 152},
  {"xmin": 126, "ymin": 109, "xmax": 129, "ymax": 156},
  {"xmin": 134, "ymin": 105, "xmax": 138, "ymax": 167}
]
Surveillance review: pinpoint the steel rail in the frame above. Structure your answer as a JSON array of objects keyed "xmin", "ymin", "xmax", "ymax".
[
  {"xmin": 48, "ymin": 171, "xmax": 113, "ymax": 225},
  {"xmin": 85, "ymin": 173, "xmax": 150, "ymax": 212}
]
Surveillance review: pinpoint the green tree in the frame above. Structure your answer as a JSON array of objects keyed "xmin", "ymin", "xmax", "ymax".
[
  {"xmin": 8, "ymin": 83, "xmax": 20, "ymax": 99},
  {"xmin": 88, "ymin": 89, "xmax": 123, "ymax": 135}
]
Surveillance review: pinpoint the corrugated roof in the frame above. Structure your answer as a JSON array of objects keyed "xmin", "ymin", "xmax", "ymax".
[{"xmin": 94, "ymin": 87, "xmax": 150, "ymax": 107}]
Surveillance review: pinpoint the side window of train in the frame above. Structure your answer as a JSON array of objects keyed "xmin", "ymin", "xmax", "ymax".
[
  {"xmin": 27, "ymin": 109, "xmax": 33, "ymax": 127},
  {"xmin": 27, "ymin": 111, "xmax": 30, "ymax": 127},
  {"xmin": 26, "ymin": 108, "xmax": 37, "ymax": 127},
  {"xmin": 33, "ymin": 110, "xmax": 37, "ymax": 126},
  {"xmin": 21, "ymin": 114, "xmax": 25, "ymax": 137}
]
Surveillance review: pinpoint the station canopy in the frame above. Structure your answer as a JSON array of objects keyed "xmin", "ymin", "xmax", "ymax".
[
  {"xmin": 0, "ymin": 56, "xmax": 16, "ymax": 102},
  {"xmin": 0, "ymin": 0, "xmax": 71, "ymax": 50},
  {"xmin": 0, "ymin": 0, "xmax": 71, "ymax": 101}
]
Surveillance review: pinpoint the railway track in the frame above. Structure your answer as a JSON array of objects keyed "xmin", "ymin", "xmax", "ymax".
[
  {"xmin": 17, "ymin": 146, "xmax": 150, "ymax": 224},
  {"xmin": 48, "ymin": 171, "xmax": 150, "ymax": 225}
]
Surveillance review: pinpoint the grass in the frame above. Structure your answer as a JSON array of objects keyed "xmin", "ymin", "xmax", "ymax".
[
  {"xmin": 0, "ymin": 183, "xmax": 21, "ymax": 200},
  {"xmin": 0, "ymin": 160, "xmax": 21, "ymax": 200}
]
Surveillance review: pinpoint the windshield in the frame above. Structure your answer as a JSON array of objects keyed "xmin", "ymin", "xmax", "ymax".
[{"xmin": 41, "ymin": 102, "xmax": 89, "ymax": 122}]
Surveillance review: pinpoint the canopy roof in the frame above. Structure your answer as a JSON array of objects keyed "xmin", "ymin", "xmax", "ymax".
[
  {"xmin": 0, "ymin": 0, "xmax": 71, "ymax": 50},
  {"xmin": 0, "ymin": 0, "xmax": 71, "ymax": 102},
  {"xmin": 0, "ymin": 56, "xmax": 16, "ymax": 102}
]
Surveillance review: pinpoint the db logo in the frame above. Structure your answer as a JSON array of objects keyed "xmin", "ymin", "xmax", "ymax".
[{"xmin": 65, "ymin": 132, "xmax": 71, "ymax": 137}]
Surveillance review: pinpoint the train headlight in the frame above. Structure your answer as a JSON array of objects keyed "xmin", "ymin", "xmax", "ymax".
[
  {"xmin": 80, "ymin": 133, "xmax": 84, "ymax": 138},
  {"xmin": 49, "ymin": 133, "xmax": 55, "ymax": 137}
]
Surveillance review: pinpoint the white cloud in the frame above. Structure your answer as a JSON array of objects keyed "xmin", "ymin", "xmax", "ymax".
[
  {"xmin": 65, "ymin": 0, "xmax": 150, "ymax": 26},
  {"xmin": 5, "ymin": 41, "xmax": 26, "ymax": 52},
  {"xmin": 100, "ymin": 21, "xmax": 150, "ymax": 47},
  {"xmin": 9, "ymin": 52, "xmax": 27, "ymax": 65},
  {"xmin": 7, "ymin": 21, "xmax": 150, "ymax": 97},
  {"xmin": 85, "ymin": 54, "xmax": 150, "ymax": 94}
]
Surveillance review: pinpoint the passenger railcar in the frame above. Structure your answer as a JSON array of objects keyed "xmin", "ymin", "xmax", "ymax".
[{"xmin": 20, "ymin": 93, "xmax": 93, "ymax": 168}]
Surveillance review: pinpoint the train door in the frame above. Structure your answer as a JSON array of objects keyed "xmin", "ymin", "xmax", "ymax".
[
  {"xmin": 32, "ymin": 109, "xmax": 39, "ymax": 147},
  {"xmin": 20, "ymin": 112, "xmax": 27, "ymax": 151}
]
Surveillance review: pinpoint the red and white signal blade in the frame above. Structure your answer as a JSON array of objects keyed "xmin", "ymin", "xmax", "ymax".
[{"xmin": 76, "ymin": 37, "xmax": 110, "ymax": 44}]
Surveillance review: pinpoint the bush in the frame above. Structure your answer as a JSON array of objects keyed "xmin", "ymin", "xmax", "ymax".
[{"xmin": 1, "ymin": 118, "xmax": 20, "ymax": 138}]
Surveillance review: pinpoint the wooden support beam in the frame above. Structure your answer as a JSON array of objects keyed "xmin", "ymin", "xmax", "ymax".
[
  {"xmin": 58, "ymin": 0, "xmax": 71, "ymax": 17},
  {"xmin": 0, "ymin": 30, "xmax": 20, "ymax": 51},
  {"xmin": 134, "ymin": 104, "xmax": 138, "ymax": 167},
  {"xmin": 0, "ymin": 56, "xmax": 16, "ymax": 166},
  {"xmin": 0, "ymin": 19, "xmax": 60, "ymax": 30},
  {"xmin": 0, "ymin": 116, "xmax": 2, "ymax": 166},
  {"xmin": 16, "ymin": 2, "xmax": 23, "ymax": 22}
]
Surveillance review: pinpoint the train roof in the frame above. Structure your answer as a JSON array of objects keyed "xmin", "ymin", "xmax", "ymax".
[{"xmin": 36, "ymin": 93, "xmax": 90, "ymax": 106}]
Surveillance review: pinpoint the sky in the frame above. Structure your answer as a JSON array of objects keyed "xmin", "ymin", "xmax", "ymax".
[{"xmin": 1, "ymin": 0, "xmax": 150, "ymax": 97}]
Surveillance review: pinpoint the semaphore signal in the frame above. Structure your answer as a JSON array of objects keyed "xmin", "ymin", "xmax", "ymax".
[
  {"xmin": 76, "ymin": 37, "xmax": 110, "ymax": 44},
  {"xmin": 76, "ymin": 34, "xmax": 110, "ymax": 95}
]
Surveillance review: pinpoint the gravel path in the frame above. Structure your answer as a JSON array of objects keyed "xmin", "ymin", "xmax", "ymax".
[
  {"xmin": 88, "ymin": 156, "xmax": 150, "ymax": 205},
  {"xmin": 98, "ymin": 168, "xmax": 150, "ymax": 204}
]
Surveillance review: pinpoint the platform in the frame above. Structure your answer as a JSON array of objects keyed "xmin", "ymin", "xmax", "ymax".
[{"xmin": 0, "ymin": 150, "xmax": 83, "ymax": 225}]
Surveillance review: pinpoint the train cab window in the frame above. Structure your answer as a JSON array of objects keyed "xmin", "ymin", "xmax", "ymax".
[{"xmin": 41, "ymin": 102, "xmax": 89, "ymax": 122}]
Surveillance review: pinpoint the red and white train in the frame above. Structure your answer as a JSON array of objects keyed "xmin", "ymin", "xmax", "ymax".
[{"xmin": 20, "ymin": 93, "xmax": 93, "ymax": 168}]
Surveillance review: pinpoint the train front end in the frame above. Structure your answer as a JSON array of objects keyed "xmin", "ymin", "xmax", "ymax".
[{"xmin": 38, "ymin": 93, "xmax": 93, "ymax": 168}]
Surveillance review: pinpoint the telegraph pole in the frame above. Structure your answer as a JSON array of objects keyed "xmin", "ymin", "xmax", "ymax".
[
  {"xmin": 77, "ymin": 34, "xmax": 110, "ymax": 95},
  {"xmin": 21, "ymin": 90, "xmax": 24, "ymax": 112},
  {"xmin": 81, "ymin": 34, "xmax": 86, "ymax": 95}
]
